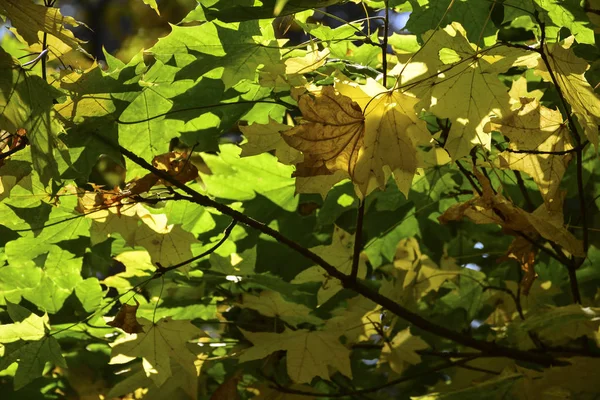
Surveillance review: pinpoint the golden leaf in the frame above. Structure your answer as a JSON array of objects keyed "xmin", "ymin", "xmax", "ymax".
[
  {"xmin": 392, "ymin": 23, "xmax": 539, "ymax": 160},
  {"xmin": 284, "ymin": 78, "xmax": 429, "ymax": 197},
  {"xmin": 380, "ymin": 328, "xmax": 429, "ymax": 374},
  {"xmin": 485, "ymin": 99, "xmax": 573, "ymax": 206},
  {"xmin": 535, "ymin": 37, "xmax": 600, "ymax": 148}
]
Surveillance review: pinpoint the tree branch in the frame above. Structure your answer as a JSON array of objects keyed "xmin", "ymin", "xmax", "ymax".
[
  {"xmin": 350, "ymin": 200, "xmax": 365, "ymax": 281},
  {"xmin": 92, "ymin": 133, "xmax": 563, "ymax": 367}
]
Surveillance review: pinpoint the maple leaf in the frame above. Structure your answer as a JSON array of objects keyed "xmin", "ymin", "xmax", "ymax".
[
  {"xmin": 0, "ymin": 305, "xmax": 48, "ymax": 343},
  {"xmin": 107, "ymin": 301, "xmax": 145, "ymax": 334},
  {"xmin": 534, "ymin": 36, "xmax": 600, "ymax": 148},
  {"xmin": 239, "ymin": 328, "xmax": 352, "ymax": 384},
  {"xmin": 88, "ymin": 203, "xmax": 198, "ymax": 269},
  {"xmin": 507, "ymin": 77, "xmax": 544, "ymax": 109},
  {"xmin": 393, "ymin": 237, "xmax": 459, "ymax": 299},
  {"xmin": 237, "ymin": 291, "xmax": 321, "ymax": 326},
  {"xmin": 438, "ymin": 172, "xmax": 585, "ymax": 257},
  {"xmin": 0, "ymin": 0, "xmax": 83, "ymax": 50},
  {"xmin": 110, "ymin": 317, "xmax": 205, "ymax": 387},
  {"xmin": 0, "ymin": 336, "xmax": 67, "ymax": 390},
  {"xmin": 0, "ymin": 49, "xmax": 63, "ymax": 185},
  {"xmin": 284, "ymin": 77, "xmax": 430, "ymax": 197},
  {"xmin": 392, "ymin": 23, "xmax": 539, "ymax": 160},
  {"xmin": 380, "ymin": 328, "xmax": 429, "ymax": 374},
  {"xmin": 324, "ymin": 296, "xmax": 381, "ymax": 343},
  {"xmin": 485, "ymin": 99, "xmax": 573, "ymax": 206},
  {"xmin": 239, "ymin": 118, "xmax": 303, "ymax": 165},
  {"xmin": 293, "ymin": 225, "xmax": 366, "ymax": 304}
]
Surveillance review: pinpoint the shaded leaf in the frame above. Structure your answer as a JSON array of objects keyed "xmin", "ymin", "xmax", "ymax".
[{"xmin": 240, "ymin": 328, "xmax": 352, "ymax": 383}]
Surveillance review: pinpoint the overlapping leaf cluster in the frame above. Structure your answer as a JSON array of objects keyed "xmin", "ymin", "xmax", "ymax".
[{"xmin": 0, "ymin": 0, "xmax": 599, "ymax": 399}]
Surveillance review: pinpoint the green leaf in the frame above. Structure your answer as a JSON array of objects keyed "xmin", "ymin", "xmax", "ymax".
[
  {"xmin": 0, "ymin": 306, "xmax": 48, "ymax": 343},
  {"xmin": 406, "ymin": 0, "xmax": 499, "ymax": 46},
  {"xmin": 201, "ymin": 0, "xmax": 343, "ymax": 22},
  {"xmin": 149, "ymin": 20, "xmax": 282, "ymax": 89},
  {"xmin": 0, "ymin": 336, "xmax": 66, "ymax": 390},
  {"xmin": 200, "ymin": 144, "xmax": 298, "ymax": 211},
  {"xmin": 75, "ymin": 278, "xmax": 105, "ymax": 313},
  {"xmin": 504, "ymin": 0, "xmax": 595, "ymax": 44},
  {"xmin": 0, "ymin": 49, "xmax": 63, "ymax": 185},
  {"xmin": 141, "ymin": 0, "xmax": 160, "ymax": 15}
]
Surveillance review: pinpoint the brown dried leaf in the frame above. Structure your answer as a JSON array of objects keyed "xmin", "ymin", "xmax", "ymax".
[
  {"xmin": 438, "ymin": 172, "xmax": 584, "ymax": 257},
  {"xmin": 107, "ymin": 301, "xmax": 145, "ymax": 334},
  {"xmin": 210, "ymin": 370, "xmax": 242, "ymax": 400},
  {"xmin": 152, "ymin": 151, "xmax": 199, "ymax": 185},
  {"xmin": 505, "ymin": 237, "xmax": 538, "ymax": 296}
]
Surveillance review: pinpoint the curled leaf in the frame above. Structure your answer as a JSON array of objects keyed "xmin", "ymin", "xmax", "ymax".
[{"xmin": 107, "ymin": 301, "xmax": 144, "ymax": 334}]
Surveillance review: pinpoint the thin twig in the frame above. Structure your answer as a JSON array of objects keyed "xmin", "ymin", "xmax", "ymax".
[
  {"xmin": 455, "ymin": 160, "xmax": 482, "ymax": 195},
  {"xmin": 154, "ymin": 219, "xmax": 237, "ymax": 276},
  {"xmin": 513, "ymin": 171, "xmax": 535, "ymax": 212}
]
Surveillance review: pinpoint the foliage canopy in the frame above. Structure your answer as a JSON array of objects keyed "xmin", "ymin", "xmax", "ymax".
[{"xmin": 0, "ymin": 0, "xmax": 600, "ymax": 398}]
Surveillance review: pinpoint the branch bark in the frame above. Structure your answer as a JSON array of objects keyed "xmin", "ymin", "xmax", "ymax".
[{"xmin": 92, "ymin": 132, "xmax": 564, "ymax": 367}]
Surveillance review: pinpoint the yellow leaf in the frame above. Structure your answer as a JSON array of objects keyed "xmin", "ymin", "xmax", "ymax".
[
  {"xmin": 88, "ymin": 204, "xmax": 198, "ymax": 269},
  {"xmin": 285, "ymin": 46, "xmax": 330, "ymax": 75},
  {"xmin": 507, "ymin": 77, "xmax": 544, "ymax": 109},
  {"xmin": 0, "ymin": 0, "xmax": 83, "ymax": 50},
  {"xmin": 392, "ymin": 23, "xmax": 539, "ymax": 160},
  {"xmin": 284, "ymin": 77, "xmax": 429, "ymax": 197},
  {"xmin": 240, "ymin": 118, "xmax": 303, "ymax": 165},
  {"xmin": 393, "ymin": 238, "xmax": 458, "ymax": 298},
  {"xmin": 110, "ymin": 317, "xmax": 205, "ymax": 387},
  {"xmin": 239, "ymin": 328, "xmax": 352, "ymax": 383},
  {"xmin": 380, "ymin": 328, "xmax": 429, "ymax": 374},
  {"xmin": 535, "ymin": 37, "xmax": 600, "ymax": 148},
  {"xmin": 485, "ymin": 99, "xmax": 573, "ymax": 206},
  {"xmin": 237, "ymin": 291, "xmax": 321, "ymax": 325},
  {"xmin": 293, "ymin": 226, "xmax": 366, "ymax": 305},
  {"xmin": 324, "ymin": 296, "xmax": 381, "ymax": 343},
  {"xmin": 295, "ymin": 170, "xmax": 349, "ymax": 199},
  {"xmin": 104, "ymin": 251, "xmax": 156, "ymax": 291}
]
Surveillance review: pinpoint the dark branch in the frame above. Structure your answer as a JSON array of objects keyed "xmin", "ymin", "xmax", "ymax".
[
  {"xmin": 92, "ymin": 132, "xmax": 563, "ymax": 367},
  {"xmin": 350, "ymin": 201, "xmax": 365, "ymax": 281},
  {"xmin": 504, "ymin": 142, "xmax": 588, "ymax": 155},
  {"xmin": 455, "ymin": 160, "xmax": 482, "ymax": 196}
]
